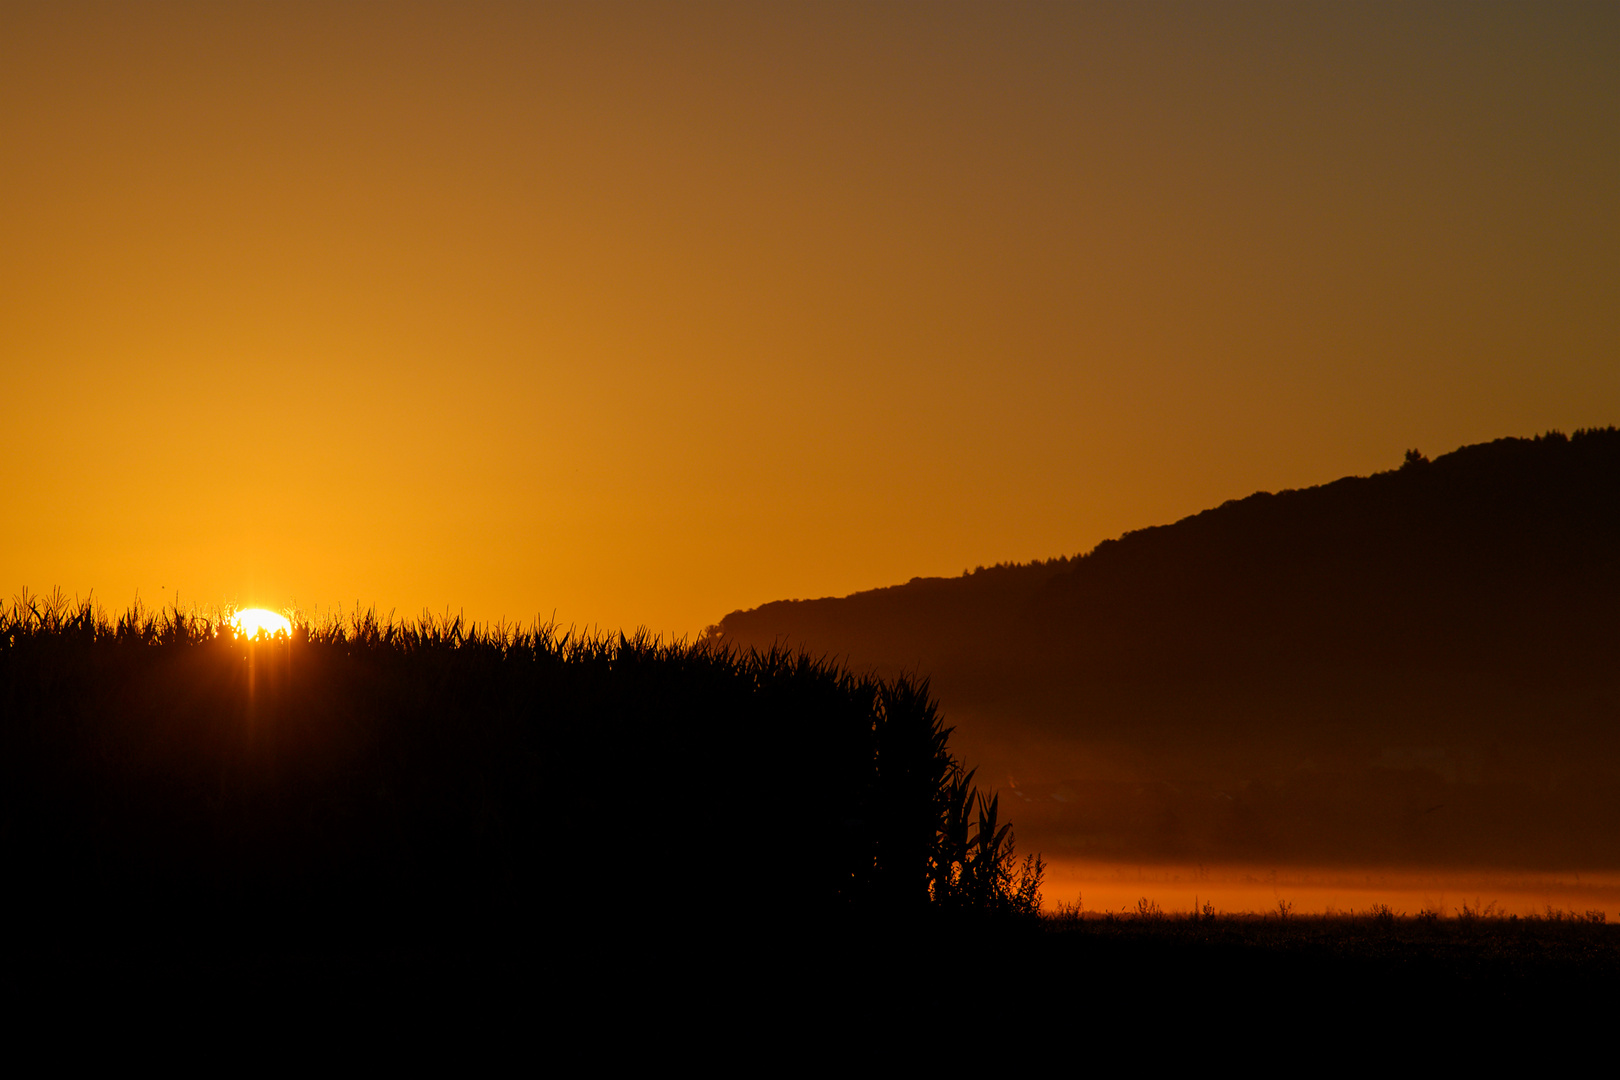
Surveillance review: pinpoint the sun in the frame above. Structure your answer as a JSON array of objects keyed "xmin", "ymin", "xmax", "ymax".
[{"xmin": 232, "ymin": 608, "xmax": 292, "ymax": 640}]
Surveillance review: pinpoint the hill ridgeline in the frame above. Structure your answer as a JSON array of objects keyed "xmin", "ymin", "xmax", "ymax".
[{"xmin": 710, "ymin": 429, "xmax": 1620, "ymax": 867}]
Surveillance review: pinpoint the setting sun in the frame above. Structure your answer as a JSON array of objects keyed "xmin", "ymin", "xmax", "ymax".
[{"xmin": 232, "ymin": 608, "xmax": 291, "ymax": 639}]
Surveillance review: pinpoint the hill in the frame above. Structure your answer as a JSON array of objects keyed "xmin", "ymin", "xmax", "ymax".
[{"xmin": 709, "ymin": 429, "xmax": 1620, "ymax": 867}]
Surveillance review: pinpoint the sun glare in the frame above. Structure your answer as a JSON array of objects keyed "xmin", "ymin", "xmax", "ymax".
[{"xmin": 232, "ymin": 608, "xmax": 292, "ymax": 639}]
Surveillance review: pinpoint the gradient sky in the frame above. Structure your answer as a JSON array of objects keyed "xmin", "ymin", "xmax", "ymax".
[{"xmin": 4, "ymin": 2, "xmax": 1617, "ymax": 636}]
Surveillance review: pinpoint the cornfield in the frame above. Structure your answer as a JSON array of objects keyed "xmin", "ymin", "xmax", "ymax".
[{"xmin": 0, "ymin": 590, "xmax": 1039, "ymax": 954}]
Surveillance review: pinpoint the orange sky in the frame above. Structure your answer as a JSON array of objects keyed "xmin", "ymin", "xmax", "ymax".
[{"xmin": 4, "ymin": 2, "xmax": 1617, "ymax": 637}]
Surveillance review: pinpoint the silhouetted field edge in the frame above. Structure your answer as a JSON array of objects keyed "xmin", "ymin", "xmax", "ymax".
[{"xmin": 0, "ymin": 591, "xmax": 1042, "ymax": 965}]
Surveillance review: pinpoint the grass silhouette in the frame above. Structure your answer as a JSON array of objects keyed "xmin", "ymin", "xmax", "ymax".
[{"xmin": 0, "ymin": 590, "xmax": 1040, "ymax": 972}]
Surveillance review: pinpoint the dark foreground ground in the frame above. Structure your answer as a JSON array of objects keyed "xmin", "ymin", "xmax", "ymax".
[
  {"xmin": 973, "ymin": 910, "xmax": 1620, "ymax": 1002},
  {"xmin": 7, "ymin": 910, "xmax": 1617, "ymax": 1044}
]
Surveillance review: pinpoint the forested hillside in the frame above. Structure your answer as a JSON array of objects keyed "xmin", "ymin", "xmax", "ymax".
[{"xmin": 711, "ymin": 429, "xmax": 1620, "ymax": 866}]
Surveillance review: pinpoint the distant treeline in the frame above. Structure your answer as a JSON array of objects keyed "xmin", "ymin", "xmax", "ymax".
[
  {"xmin": 712, "ymin": 428, "xmax": 1620, "ymax": 867},
  {"xmin": 0, "ymin": 594, "xmax": 1037, "ymax": 955}
]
